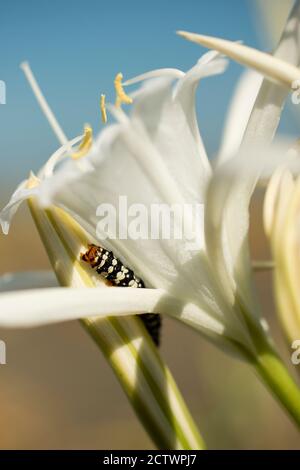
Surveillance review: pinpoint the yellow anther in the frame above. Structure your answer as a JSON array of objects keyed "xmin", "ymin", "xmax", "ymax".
[
  {"xmin": 100, "ymin": 94, "xmax": 107, "ymax": 123},
  {"xmin": 114, "ymin": 72, "xmax": 133, "ymax": 107},
  {"xmin": 71, "ymin": 125, "xmax": 93, "ymax": 160}
]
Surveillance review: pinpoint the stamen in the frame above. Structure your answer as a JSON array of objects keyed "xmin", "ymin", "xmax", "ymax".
[
  {"xmin": 71, "ymin": 125, "xmax": 93, "ymax": 160},
  {"xmin": 100, "ymin": 94, "xmax": 107, "ymax": 123},
  {"xmin": 114, "ymin": 72, "xmax": 133, "ymax": 107},
  {"xmin": 20, "ymin": 62, "xmax": 69, "ymax": 147},
  {"xmin": 40, "ymin": 134, "xmax": 83, "ymax": 178}
]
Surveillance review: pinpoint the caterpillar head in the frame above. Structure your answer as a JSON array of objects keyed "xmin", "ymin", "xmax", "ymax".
[{"xmin": 81, "ymin": 244, "xmax": 101, "ymax": 268}]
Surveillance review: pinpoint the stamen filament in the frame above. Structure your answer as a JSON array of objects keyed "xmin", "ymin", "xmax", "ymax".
[{"xmin": 20, "ymin": 62, "xmax": 69, "ymax": 147}]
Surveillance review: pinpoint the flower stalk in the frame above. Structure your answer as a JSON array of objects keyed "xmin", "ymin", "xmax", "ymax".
[
  {"xmin": 27, "ymin": 196, "xmax": 205, "ymax": 450},
  {"xmin": 245, "ymin": 314, "xmax": 300, "ymax": 426},
  {"xmin": 254, "ymin": 348, "xmax": 300, "ymax": 425}
]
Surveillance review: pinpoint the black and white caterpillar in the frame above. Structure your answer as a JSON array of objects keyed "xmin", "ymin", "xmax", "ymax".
[{"xmin": 81, "ymin": 244, "xmax": 162, "ymax": 346}]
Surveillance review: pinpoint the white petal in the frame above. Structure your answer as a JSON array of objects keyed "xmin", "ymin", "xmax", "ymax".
[
  {"xmin": 130, "ymin": 77, "xmax": 211, "ymax": 202},
  {"xmin": 0, "ymin": 135, "xmax": 86, "ymax": 234},
  {"xmin": 130, "ymin": 51, "xmax": 228, "ymax": 194},
  {"xmin": 123, "ymin": 68, "xmax": 184, "ymax": 85},
  {"xmin": 263, "ymin": 167, "xmax": 295, "ymax": 244},
  {"xmin": 0, "ymin": 282, "xmax": 250, "ymax": 350},
  {"xmin": 205, "ymin": 156, "xmax": 257, "ymax": 314},
  {"xmin": 0, "ymin": 286, "xmax": 230, "ymax": 342},
  {"xmin": 275, "ymin": 175, "xmax": 300, "ymax": 338},
  {"xmin": 256, "ymin": 0, "xmax": 294, "ymax": 46},
  {"xmin": 0, "ymin": 271, "xmax": 58, "ymax": 292},
  {"xmin": 263, "ymin": 167, "xmax": 287, "ymax": 238},
  {"xmin": 205, "ymin": 142, "xmax": 292, "ymax": 319},
  {"xmin": 241, "ymin": 0, "xmax": 300, "ymax": 148},
  {"xmin": 211, "ymin": 0, "xmax": 300, "ymax": 297},
  {"xmin": 0, "ymin": 287, "xmax": 169, "ymax": 328},
  {"xmin": 217, "ymin": 70, "xmax": 263, "ymax": 163},
  {"xmin": 172, "ymin": 51, "xmax": 228, "ymax": 172},
  {"xmin": 177, "ymin": 31, "xmax": 300, "ymax": 88},
  {"xmin": 0, "ymin": 180, "xmax": 38, "ymax": 234}
]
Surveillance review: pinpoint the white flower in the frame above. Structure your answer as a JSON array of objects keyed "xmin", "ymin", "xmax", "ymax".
[
  {"xmin": 0, "ymin": 49, "xmax": 276, "ymax": 359},
  {"xmin": 1, "ymin": 2, "xmax": 300, "ymax": 362},
  {"xmin": 2, "ymin": 3, "xmax": 300, "ymax": 433}
]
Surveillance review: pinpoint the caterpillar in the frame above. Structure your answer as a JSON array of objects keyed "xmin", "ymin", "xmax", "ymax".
[{"xmin": 81, "ymin": 244, "xmax": 162, "ymax": 346}]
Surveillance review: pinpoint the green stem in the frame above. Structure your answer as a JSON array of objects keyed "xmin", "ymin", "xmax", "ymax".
[
  {"xmin": 254, "ymin": 344, "xmax": 300, "ymax": 427},
  {"xmin": 246, "ymin": 317, "xmax": 300, "ymax": 428},
  {"xmin": 81, "ymin": 316, "xmax": 205, "ymax": 450}
]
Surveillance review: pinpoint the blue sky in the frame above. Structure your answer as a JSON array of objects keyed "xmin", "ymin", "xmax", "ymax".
[{"xmin": 0, "ymin": 0, "xmax": 298, "ymax": 197}]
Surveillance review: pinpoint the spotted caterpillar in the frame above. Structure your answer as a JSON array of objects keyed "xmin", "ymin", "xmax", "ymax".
[{"xmin": 81, "ymin": 244, "xmax": 162, "ymax": 346}]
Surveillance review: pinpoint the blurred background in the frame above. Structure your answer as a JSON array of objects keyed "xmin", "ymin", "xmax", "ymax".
[{"xmin": 0, "ymin": 0, "xmax": 300, "ymax": 449}]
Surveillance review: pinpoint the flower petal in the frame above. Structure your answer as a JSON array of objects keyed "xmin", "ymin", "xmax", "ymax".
[
  {"xmin": 0, "ymin": 135, "xmax": 87, "ymax": 234},
  {"xmin": 177, "ymin": 31, "xmax": 300, "ymax": 88},
  {"xmin": 276, "ymin": 176, "xmax": 300, "ymax": 340},
  {"xmin": 205, "ymin": 142, "xmax": 293, "ymax": 320},
  {"xmin": 130, "ymin": 51, "xmax": 228, "ymax": 195},
  {"xmin": 241, "ymin": 0, "xmax": 300, "ymax": 149},
  {"xmin": 204, "ymin": 157, "xmax": 260, "ymax": 336},
  {"xmin": 0, "ymin": 180, "xmax": 38, "ymax": 234},
  {"xmin": 0, "ymin": 287, "xmax": 170, "ymax": 328},
  {"xmin": 256, "ymin": 0, "xmax": 294, "ymax": 46},
  {"xmin": 0, "ymin": 285, "xmax": 230, "ymax": 341},
  {"xmin": 263, "ymin": 167, "xmax": 294, "ymax": 239},
  {"xmin": 0, "ymin": 271, "xmax": 58, "ymax": 292},
  {"xmin": 264, "ymin": 168, "xmax": 300, "ymax": 341},
  {"xmin": 217, "ymin": 70, "xmax": 263, "ymax": 163},
  {"xmin": 123, "ymin": 68, "xmax": 185, "ymax": 85}
]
